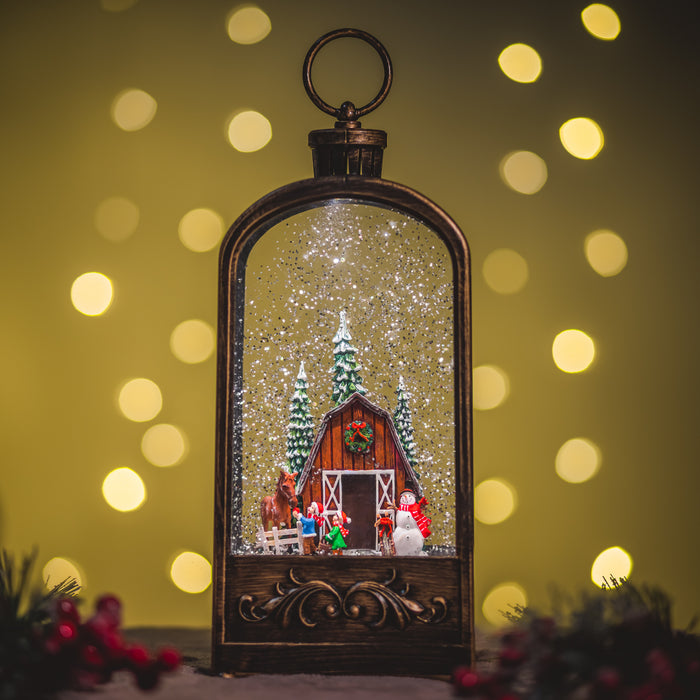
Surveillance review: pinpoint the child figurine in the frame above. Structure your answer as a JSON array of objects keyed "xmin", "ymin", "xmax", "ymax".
[
  {"xmin": 324, "ymin": 513, "xmax": 347, "ymax": 555},
  {"xmin": 337, "ymin": 510, "xmax": 351, "ymax": 538},
  {"xmin": 374, "ymin": 504, "xmax": 394, "ymax": 540},
  {"xmin": 308, "ymin": 501, "xmax": 324, "ymax": 527},
  {"xmin": 293, "ymin": 506, "xmax": 318, "ymax": 555},
  {"xmin": 374, "ymin": 503, "xmax": 395, "ymax": 556}
]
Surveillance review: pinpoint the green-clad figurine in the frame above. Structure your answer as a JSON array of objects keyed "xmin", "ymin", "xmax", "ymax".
[{"xmin": 324, "ymin": 514, "xmax": 347, "ymax": 555}]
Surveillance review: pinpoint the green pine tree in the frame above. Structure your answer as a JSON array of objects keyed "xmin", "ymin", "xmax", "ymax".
[
  {"xmin": 394, "ymin": 375, "xmax": 418, "ymax": 468},
  {"xmin": 285, "ymin": 361, "xmax": 315, "ymax": 474},
  {"xmin": 330, "ymin": 311, "xmax": 367, "ymax": 405}
]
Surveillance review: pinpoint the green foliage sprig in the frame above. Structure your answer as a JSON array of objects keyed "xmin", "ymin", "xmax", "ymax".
[
  {"xmin": 1, "ymin": 548, "xmax": 80, "ymax": 699},
  {"xmin": 1, "ymin": 549, "xmax": 180, "ymax": 699},
  {"xmin": 454, "ymin": 579, "xmax": 700, "ymax": 700}
]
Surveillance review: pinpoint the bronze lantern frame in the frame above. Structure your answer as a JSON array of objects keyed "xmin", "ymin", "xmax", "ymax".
[{"xmin": 212, "ymin": 29, "xmax": 474, "ymax": 677}]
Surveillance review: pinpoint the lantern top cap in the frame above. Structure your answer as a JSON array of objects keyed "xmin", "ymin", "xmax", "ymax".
[
  {"xmin": 303, "ymin": 28, "xmax": 391, "ymax": 177},
  {"xmin": 302, "ymin": 28, "xmax": 393, "ymax": 124}
]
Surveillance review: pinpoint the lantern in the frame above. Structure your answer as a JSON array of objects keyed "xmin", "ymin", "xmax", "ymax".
[{"xmin": 212, "ymin": 29, "xmax": 473, "ymax": 676}]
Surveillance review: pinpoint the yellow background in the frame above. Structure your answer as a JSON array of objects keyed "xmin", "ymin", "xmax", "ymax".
[{"xmin": 1, "ymin": 1, "xmax": 698, "ymax": 629}]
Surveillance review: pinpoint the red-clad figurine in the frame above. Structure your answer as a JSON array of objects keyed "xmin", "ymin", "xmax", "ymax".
[{"xmin": 337, "ymin": 510, "xmax": 351, "ymax": 538}]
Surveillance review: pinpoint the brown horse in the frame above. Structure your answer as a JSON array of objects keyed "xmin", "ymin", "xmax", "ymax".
[{"xmin": 260, "ymin": 469, "xmax": 298, "ymax": 531}]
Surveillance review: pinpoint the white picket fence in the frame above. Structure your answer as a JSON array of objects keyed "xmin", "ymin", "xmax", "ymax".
[{"xmin": 256, "ymin": 521, "xmax": 304, "ymax": 554}]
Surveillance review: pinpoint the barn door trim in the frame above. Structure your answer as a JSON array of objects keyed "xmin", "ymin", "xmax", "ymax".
[{"xmin": 322, "ymin": 470, "xmax": 342, "ymax": 536}]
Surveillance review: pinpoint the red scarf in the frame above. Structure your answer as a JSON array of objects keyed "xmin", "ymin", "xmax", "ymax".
[{"xmin": 399, "ymin": 501, "xmax": 432, "ymax": 537}]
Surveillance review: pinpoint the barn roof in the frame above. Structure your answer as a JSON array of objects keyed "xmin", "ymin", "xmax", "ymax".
[{"xmin": 295, "ymin": 392, "xmax": 423, "ymax": 497}]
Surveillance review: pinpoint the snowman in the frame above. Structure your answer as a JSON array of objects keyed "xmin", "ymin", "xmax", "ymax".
[{"xmin": 392, "ymin": 488, "xmax": 431, "ymax": 556}]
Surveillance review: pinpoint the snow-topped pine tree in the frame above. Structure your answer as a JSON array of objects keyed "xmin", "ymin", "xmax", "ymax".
[
  {"xmin": 285, "ymin": 361, "xmax": 315, "ymax": 474},
  {"xmin": 394, "ymin": 375, "xmax": 418, "ymax": 468},
  {"xmin": 330, "ymin": 311, "xmax": 367, "ymax": 405}
]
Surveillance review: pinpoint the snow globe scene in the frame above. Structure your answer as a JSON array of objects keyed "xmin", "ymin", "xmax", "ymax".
[{"xmin": 233, "ymin": 202, "xmax": 456, "ymax": 556}]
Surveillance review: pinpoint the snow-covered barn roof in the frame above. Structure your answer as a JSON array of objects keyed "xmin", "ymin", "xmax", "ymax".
[{"xmin": 295, "ymin": 392, "xmax": 423, "ymax": 497}]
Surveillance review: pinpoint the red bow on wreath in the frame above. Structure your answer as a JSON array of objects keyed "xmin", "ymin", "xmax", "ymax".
[{"xmin": 350, "ymin": 421, "xmax": 369, "ymax": 441}]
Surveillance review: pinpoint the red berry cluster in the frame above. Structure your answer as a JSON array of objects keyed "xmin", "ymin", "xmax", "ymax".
[
  {"xmin": 452, "ymin": 607, "xmax": 700, "ymax": 700},
  {"xmin": 42, "ymin": 595, "xmax": 181, "ymax": 692},
  {"xmin": 452, "ymin": 631, "xmax": 529, "ymax": 700}
]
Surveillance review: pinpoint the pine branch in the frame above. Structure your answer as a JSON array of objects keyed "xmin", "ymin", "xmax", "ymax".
[{"xmin": 0, "ymin": 548, "xmax": 79, "ymax": 626}]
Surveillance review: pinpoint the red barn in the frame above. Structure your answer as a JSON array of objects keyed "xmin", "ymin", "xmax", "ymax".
[{"xmin": 295, "ymin": 392, "xmax": 422, "ymax": 552}]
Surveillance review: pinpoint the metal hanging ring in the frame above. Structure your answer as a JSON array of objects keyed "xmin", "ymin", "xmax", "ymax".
[{"xmin": 303, "ymin": 28, "xmax": 393, "ymax": 120}]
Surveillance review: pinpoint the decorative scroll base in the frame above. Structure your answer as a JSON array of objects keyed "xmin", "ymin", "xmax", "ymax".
[{"xmin": 238, "ymin": 567, "xmax": 448, "ymax": 630}]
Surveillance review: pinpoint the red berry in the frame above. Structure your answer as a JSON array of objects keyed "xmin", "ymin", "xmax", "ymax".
[
  {"xmin": 57, "ymin": 620, "xmax": 78, "ymax": 643},
  {"xmin": 102, "ymin": 630, "xmax": 126, "ymax": 662},
  {"xmin": 84, "ymin": 612, "xmax": 112, "ymax": 640},
  {"xmin": 628, "ymin": 684, "xmax": 663, "ymax": 700},
  {"xmin": 156, "ymin": 647, "xmax": 181, "ymax": 672},
  {"xmin": 55, "ymin": 598, "xmax": 80, "ymax": 623},
  {"xmin": 127, "ymin": 644, "xmax": 151, "ymax": 669},
  {"xmin": 44, "ymin": 636, "xmax": 62, "ymax": 655},
  {"xmin": 95, "ymin": 595, "xmax": 121, "ymax": 627},
  {"xmin": 501, "ymin": 630, "xmax": 527, "ymax": 647},
  {"xmin": 452, "ymin": 666, "xmax": 471, "ymax": 683},
  {"xmin": 96, "ymin": 593, "xmax": 121, "ymax": 612},
  {"xmin": 646, "ymin": 648, "xmax": 675, "ymax": 685},
  {"xmin": 596, "ymin": 666, "xmax": 622, "ymax": 690},
  {"xmin": 457, "ymin": 670, "xmax": 481, "ymax": 691},
  {"xmin": 81, "ymin": 644, "xmax": 105, "ymax": 669},
  {"xmin": 532, "ymin": 616, "xmax": 556, "ymax": 641},
  {"xmin": 499, "ymin": 647, "xmax": 526, "ymax": 667}
]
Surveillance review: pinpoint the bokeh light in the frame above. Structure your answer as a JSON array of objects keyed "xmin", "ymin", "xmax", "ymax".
[
  {"xmin": 585, "ymin": 229, "xmax": 628, "ymax": 277},
  {"xmin": 141, "ymin": 424, "xmax": 187, "ymax": 467},
  {"xmin": 475, "ymin": 479, "xmax": 517, "ymax": 524},
  {"xmin": 178, "ymin": 208, "xmax": 224, "ymax": 253},
  {"xmin": 556, "ymin": 438, "xmax": 601, "ymax": 483},
  {"xmin": 227, "ymin": 110, "xmax": 272, "ymax": 152},
  {"xmin": 497, "ymin": 43, "xmax": 542, "ymax": 83},
  {"xmin": 499, "ymin": 151, "xmax": 548, "ymax": 194},
  {"xmin": 581, "ymin": 4, "xmax": 621, "ymax": 40},
  {"xmin": 111, "ymin": 89, "xmax": 157, "ymax": 131},
  {"xmin": 482, "ymin": 582, "xmax": 527, "ymax": 627},
  {"xmin": 483, "ymin": 248, "xmax": 529, "ymax": 294},
  {"xmin": 552, "ymin": 329, "xmax": 595, "ymax": 373},
  {"xmin": 559, "ymin": 117, "xmax": 604, "ymax": 159},
  {"xmin": 102, "ymin": 467, "xmax": 146, "ymax": 512},
  {"xmin": 117, "ymin": 378, "xmax": 163, "ymax": 422},
  {"xmin": 473, "ymin": 365, "xmax": 510, "ymax": 410},
  {"xmin": 170, "ymin": 552, "xmax": 212, "ymax": 594},
  {"xmin": 226, "ymin": 6, "xmax": 271, "ymax": 45},
  {"xmin": 591, "ymin": 546, "xmax": 633, "ymax": 587},
  {"xmin": 42, "ymin": 557, "xmax": 83, "ymax": 590},
  {"xmin": 70, "ymin": 272, "xmax": 113, "ymax": 316},
  {"xmin": 95, "ymin": 196, "xmax": 139, "ymax": 242},
  {"xmin": 170, "ymin": 319, "xmax": 216, "ymax": 363}
]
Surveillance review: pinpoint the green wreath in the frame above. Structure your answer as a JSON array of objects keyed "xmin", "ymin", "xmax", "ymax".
[{"xmin": 344, "ymin": 420, "xmax": 374, "ymax": 454}]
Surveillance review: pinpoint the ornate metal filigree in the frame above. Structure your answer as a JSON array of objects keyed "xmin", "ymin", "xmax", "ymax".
[
  {"xmin": 238, "ymin": 568, "xmax": 448, "ymax": 630},
  {"xmin": 343, "ymin": 569, "xmax": 448, "ymax": 629},
  {"xmin": 239, "ymin": 569, "xmax": 341, "ymax": 628}
]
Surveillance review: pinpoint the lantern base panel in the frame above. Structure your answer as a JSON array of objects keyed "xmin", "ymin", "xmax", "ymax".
[{"xmin": 212, "ymin": 555, "xmax": 473, "ymax": 676}]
